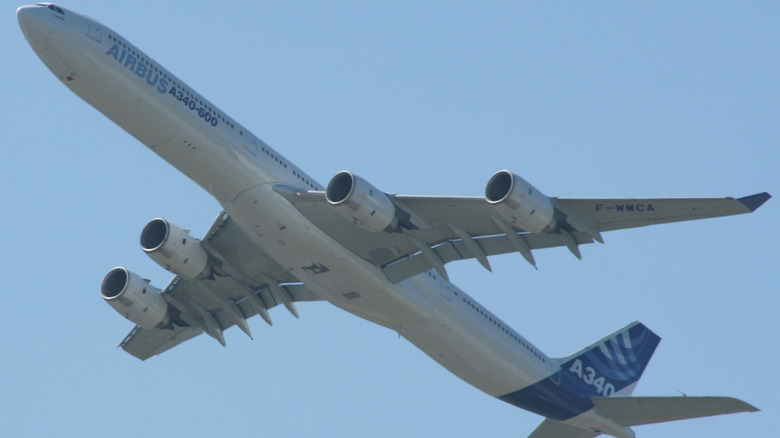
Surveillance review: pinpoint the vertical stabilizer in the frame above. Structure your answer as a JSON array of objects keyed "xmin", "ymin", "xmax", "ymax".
[
  {"xmin": 524, "ymin": 323, "xmax": 756, "ymax": 438},
  {"xmin": 499, "ymin": 322, "xmax": 660, "ymax": 421},
  {"xmin": 555, "ymin": 322, "xmax": 660, "ymax": 397}
]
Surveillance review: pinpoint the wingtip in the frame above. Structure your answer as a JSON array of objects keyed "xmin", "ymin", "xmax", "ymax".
[
  {"xmin": 737, "ymin": 399, "xmax": 761, "ymax": 413},
  {"xmin": 707, "ymin": 396, "xmax": 760, "ymax": 413},
  {"xmin": 737, "ymin": 192, "xmax": 771, "ymax": 212}
]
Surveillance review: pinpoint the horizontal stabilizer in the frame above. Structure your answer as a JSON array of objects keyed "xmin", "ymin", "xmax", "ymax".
[
  {"xmin": 591, "ymin": 396, "xmax": 759, "ymax": 427},
  {"xmin": 528, "ymin": 419, "xmax": 599, "ymax": 438}
]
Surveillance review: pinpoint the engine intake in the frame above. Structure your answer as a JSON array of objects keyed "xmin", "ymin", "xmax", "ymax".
[
  {"xmin": 101, "ymin": 267, "xmax": 169, "ymax": 329},
  {"xmin": 326, "ymin": 171, "xmax": 399, "ymax": 233},
  {"xmin": 141, "ymin": 218, "xmax": 211, "ymax": 279},
  {"xmin": 486, "ymin": 170, "xmax": 556, "ymax": 233}
]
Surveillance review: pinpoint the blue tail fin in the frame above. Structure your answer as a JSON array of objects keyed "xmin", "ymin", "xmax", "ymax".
[
  {"xmin": 555, "ymin": 321, "xmax": 661, "ymax": 397},
  {"xmin": 498, "ymin": 322, "xmax": 661, "ymax": 421}
]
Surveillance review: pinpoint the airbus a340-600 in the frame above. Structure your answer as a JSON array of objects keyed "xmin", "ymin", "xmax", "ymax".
[{"xmin": 19, "ymin": 4, "xmax": 768, "ymax": 438}]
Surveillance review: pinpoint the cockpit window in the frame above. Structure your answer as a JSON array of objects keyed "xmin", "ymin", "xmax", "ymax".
[{"xmin": 40, "ymin": 4, "xmax": 65, "ymax": 15}]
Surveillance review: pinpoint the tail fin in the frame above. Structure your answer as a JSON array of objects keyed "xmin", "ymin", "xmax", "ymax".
[
  {"xmin": 555, "ymin": 322, "xmax": 660, "ymax": 397},
  {"xmin": 530, "ymin": 322, "xmax": 758, "ymax": 438}
]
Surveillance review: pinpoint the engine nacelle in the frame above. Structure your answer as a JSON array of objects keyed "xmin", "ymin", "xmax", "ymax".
[
  {"xmin": 140, "ymin": 218, "xmax": 211, "ymax": 280},
  {"xmin": 485, "ymin": 170, "xmax": 556, "ymax": 233},
  {"xmin": 326, "ymin": 171, "xmax": 399, "ymax": 233},
  {"xmin": 101, "ymin": 267, "xmax": 169, "ymax": 329}
]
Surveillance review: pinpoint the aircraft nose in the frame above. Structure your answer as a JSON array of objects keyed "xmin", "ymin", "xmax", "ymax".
[
  {"xmin": 18, "ymin": 5, "xmax": 39, "ymax": 32},
  {"xmin": 17, "ymin": 4, "xmax": 48, "ymax": 37},
  {"xmin": 17, "ymin": 5, "xmax": 38, "ymax": 24}
]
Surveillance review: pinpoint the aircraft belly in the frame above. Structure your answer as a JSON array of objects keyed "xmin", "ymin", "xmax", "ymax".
[
  {"xmin": 399, "ymin": 320, "xmax": 540, "ymax": 397},
  {"xmin": 222, "ymin": 184, "xmax": 434, "ymax": 328},
  {"xmin": 399, "ymin": 279, "xmax": 553, "ymax": 397},
  {"xmin": 224, "ymin": 183, "xmax": 554, "ymax": 399}
]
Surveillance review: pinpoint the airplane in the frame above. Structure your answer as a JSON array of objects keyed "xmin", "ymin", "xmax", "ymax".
[{"xmin": 18, "ymin": 4, "xmax": 768, "ymax": 438}]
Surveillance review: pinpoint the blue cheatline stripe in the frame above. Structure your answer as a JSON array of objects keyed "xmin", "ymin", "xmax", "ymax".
[{"xmin": 498, "ymin": 323, "xmax": 661, "ymax": 420}]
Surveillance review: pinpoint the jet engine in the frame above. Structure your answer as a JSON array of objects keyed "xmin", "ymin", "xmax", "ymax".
[
  {"xmin": 140, "ymin": 218, "xmax": 211, "ymax": 280},
  {"xmin": 326, "ymin": 171, "xmax": 399, "ymax": 233},
  {"xmin": 101, "ymin": 267, "xmax": 169, "ymax": 329},
  {"xmin": 485, "ymin": 170, "xmax": 556, "ymax": 233}
]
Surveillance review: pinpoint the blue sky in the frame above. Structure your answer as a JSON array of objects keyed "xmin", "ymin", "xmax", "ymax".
[{"xmin": 3, "ymin": 1, "xmax": 777, "ymax": 437}]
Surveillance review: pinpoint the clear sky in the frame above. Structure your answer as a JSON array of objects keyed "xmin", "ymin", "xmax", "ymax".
[{"xmin": 3, "ymin": 1, "xmax": 777, "ymax": 437}]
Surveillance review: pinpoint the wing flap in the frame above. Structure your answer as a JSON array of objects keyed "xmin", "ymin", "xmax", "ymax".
[
  {"xmin": 383, "ymin": 230, "xmax": 593, "ymax": 283},
  {"xmin": 591, "ymin": 396, "xmax": 759, "ymax": 427}
]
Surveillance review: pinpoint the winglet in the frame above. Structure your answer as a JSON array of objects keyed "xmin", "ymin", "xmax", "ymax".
[{"xmin": 738, "ymin": 192, "xmax": 771, "ymax": 212}]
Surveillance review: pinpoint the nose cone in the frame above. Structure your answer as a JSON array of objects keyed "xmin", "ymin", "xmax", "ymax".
[
  {"xmin": 17, "ymin": 5, "xmax": 38, "ymax": 26},
  {"xmin": 17, "ymin": 5, "xmax": 45, "ymax": 37},
  {"xmin": 17, "ymin": 5, "xmax": 31, "ymax": 25}
]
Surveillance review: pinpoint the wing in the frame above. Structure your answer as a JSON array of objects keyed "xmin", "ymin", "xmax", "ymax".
[
  {"xmin": 118, "ymin": 212, "xmax": 324, "ymax": 360},
  {"xmin": 275, "ymin": 185, "xmax": 769, "ymax": 283},
  {"xmin": 553, "ymin": 192, "xmax": 771, "ymax": 232}
]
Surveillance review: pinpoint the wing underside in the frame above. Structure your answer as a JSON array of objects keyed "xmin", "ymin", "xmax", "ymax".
[
  {"xmin": 276, "ymin": 186, "xmax": 768, "ymax": 283},
  {"xmin": 117, "ymin": 212, "xmax": 323, "ymax": 360}
]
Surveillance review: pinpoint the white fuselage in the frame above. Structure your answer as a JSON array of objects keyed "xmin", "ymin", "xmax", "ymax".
[{"xmin": 19, "ymin": 4, "xmax": 558, "ymax": 404}]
